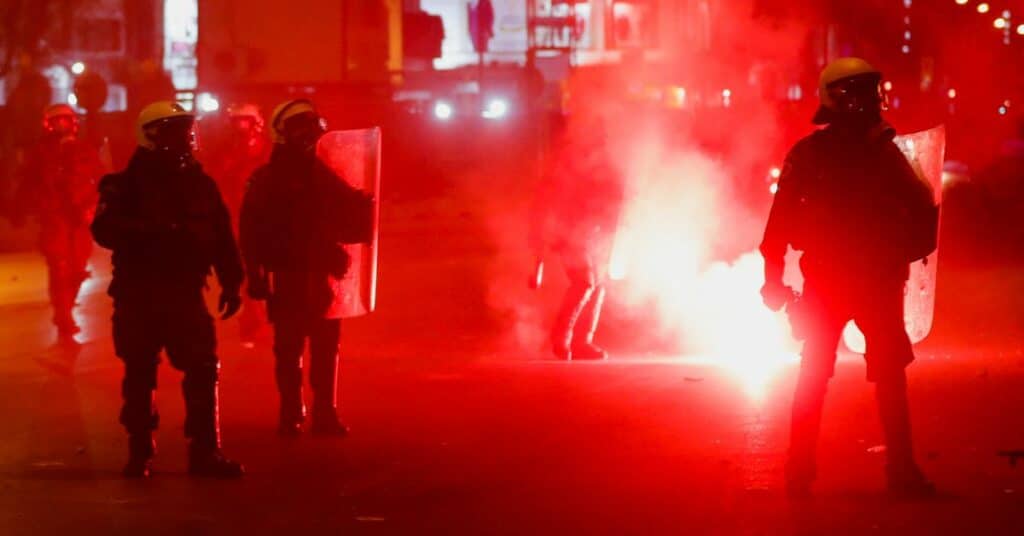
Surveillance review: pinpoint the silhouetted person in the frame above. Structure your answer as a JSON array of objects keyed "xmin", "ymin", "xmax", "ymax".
[
  {"xmin": 530, "ymin": 114, "xmax": 623, "ymax": 360},
  {"xmin": 207, "ymin": 103, "xmax": 271, "ymax": 346},
  {"xmin": 126, "ymin": 59, "xmax": 177, "ymax": 120},
  {"xmin": 13, "ymin": 105, "xmax": 103, "ymax": 341},
  {"xmin": 92, "ymin": 101, "xmax": 244, "ymax": 478},
  {"xmin": 5, "ymin": 54, "xmax": 52, "ymax": 151},
  {"xmin": 239, "ymin": 99, "xmax": 372, "ymax": 437},
  {"xmin": 760, "ymin": 58, "xmax": 938, "ymax": 498}
]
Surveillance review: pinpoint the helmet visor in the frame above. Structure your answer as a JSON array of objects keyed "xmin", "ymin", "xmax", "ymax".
[
  {"xmin": 825, "ymin": 73, "xmax": 888, "ymax": 116},
  {"xmin": 45, "ymin": 115, "xmax": 77, "ymax": 136},
  {"xmin": 146, "ymin": 115, "xmax": 196, "ymax": 154},
  {"xmin": 281, "ymin": 111, "xmax": 326, "ymax": 151}
]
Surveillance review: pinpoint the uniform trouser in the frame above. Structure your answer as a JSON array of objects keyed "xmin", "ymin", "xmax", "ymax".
[
  {"xmin": 788, "ymin": 278, "xmax": 917, "ymax": 484},
  {"xmin": 112, "ymin": 290, "xmax": 221, "ymax": 448},
  {"xmin": 551, "ymin": 252, "xmax": 605, "ymax": 351},
  {"xmin": 271, "ymin": 315, "xmax": 341, "ymax": 422},
  {"xmin": 237, "ymin": 296, "xmax": 264, "ymax": 341},
  {"xmin": 40, "ymin": 223, "xmax": 92, "ymax": 330}
]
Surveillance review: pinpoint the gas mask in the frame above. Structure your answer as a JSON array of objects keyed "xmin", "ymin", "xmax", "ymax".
[
  {"xmin": 44, "ymin": 115, "xmax": 78, "ymax": 142},
  {"xmin": 281, "ymin": 111, "xmax": 327, "ymax": 155},
  {"xmin": 824, "ymin": 73, "xmax": 889, "ymax": 123},
  {"xmin": 144, "ymin": 116, "xmax": 197, "ymax": 169}
]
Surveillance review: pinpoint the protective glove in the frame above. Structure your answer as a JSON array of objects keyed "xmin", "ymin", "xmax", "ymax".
[
  {"xmin": 760, "ymin": 280, "xmax": 795, "ymax": 312},
  {"xmin": 327, "ymin": 244, "xmax": 353, "ymax": 279},
  {"xmin": 219, "ymin": 292, "xmax": 242, "ymax": 320}
]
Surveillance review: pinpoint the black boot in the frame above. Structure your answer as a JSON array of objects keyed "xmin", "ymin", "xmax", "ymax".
[
  {"xmin": 570, "ymin": 286, "xmax": 607, "ymax": 361},
  {"xmin": 551, "ymin": 281, "xmax": 596, "ymax": 361},
  {"xmin": 274, "ymin": 333, "xmax": 306, "ymax": 438},
  {"xmin": 188, "ymin": 442, "xmax": 245, "ymax": 478},
  {"xmin": 123, "ymin": 433, "xmax": 155, "ymax": 478},
  {"xmin": 570, "ymin": 342, "xmax": 608, "ymax": 361},
  {"xmin": 886, "ymin": 463, "xmax": 936, "ymax": 498},
  {"xmin": 278, "ymin": 408, "xmax": 304, "ymax": 438},
  {"xmin": 877, "ymin": 373, "xmax": 935, "ymax": 498},
  {"xmin": 785, "ymin": 369, "xmax": 829, "ymax": 499},
  {"xmin": 277, "ymin": 380, "xmax": 306, "ymax": 438},
  {"xmin": 309, "ymin": 320, "xmax": 346, "ymax": 437},
  {"xmin": 183, "ymin": 366, "xmax": 242, "ymax": 477},
  {"xmin": 311, "ymin": 406, "xmax": 349, "ymax": 438}
]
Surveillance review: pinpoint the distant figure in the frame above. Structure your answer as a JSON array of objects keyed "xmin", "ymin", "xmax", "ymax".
[
  {"xmin": 92, "ymin": 101, "xmax": 244, "ymax": 479},
  {"xmin": 126, "ymin": 59, "xmax": 177, "ymax": 119},
  {"xmin": 240, "ymin": 99, "xmax": 373, "ymax": 437},
  {"xmin": 207, "ymin": 103, "xmax": 271, "ymax": 345},
  {"xmin": 760, "ymin": 58, "xmax": 939, "ymax": 498},
  {"xmin": 4, "ymin": 54, "xmax": 52, "ymax": 151},
  {"xmin": 530, "ymin": 114, "xmax": 623, "ymax": 361},
  {"xmin": 1, "ymin": 55, "xmax": 52, "ymax": 215},
  {"xmin": 13, "ymin": 104, "xmax": 104, "ymax": 341}
]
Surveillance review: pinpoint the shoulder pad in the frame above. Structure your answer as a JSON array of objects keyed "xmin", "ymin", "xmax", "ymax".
[
  {"xmin": 97, "ymin": 172, "xmax": 127, "ymax": 193},
  {"xmin": 785, "ymin": 131, "xmax": 826, "ymax": 162}
]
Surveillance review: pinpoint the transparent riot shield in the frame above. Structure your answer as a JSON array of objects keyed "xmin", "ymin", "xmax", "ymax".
[
  {"xmin": 316, "ymin": 128, "xmax": 382, "ymax": 318},
  {"xmin": 843, "ymin": 126, "xmax": 945, "ymax": 353}
]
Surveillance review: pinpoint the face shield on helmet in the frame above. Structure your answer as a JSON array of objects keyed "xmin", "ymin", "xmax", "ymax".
[
  {"xmin": 824, "ymin": 73, "xmax": 888, "ymax": 119},
  {"xmin": 45, "ymin": 115, "xmax": 78, "ymax": 138},
  {"xmin": 226, "ymin": 103, "xmax": 265, "ymax": 144},
  {"xmin": 143, "ymin": 115, "xmax": 197, "ymax": 162},
  {"xmin": 813, "ymin": 58, "xmax": 888, "ymax": 125},
  {"xmin": 280, "ymin": 110, "xmax": 327, "ymax": 154},
  {"xmin": 42, "ymin": 105, "xmax": 79, "ymax": 140},
  {"xmin": 230, "ymin": 115, "xmax": 259, "ymax": 134}
]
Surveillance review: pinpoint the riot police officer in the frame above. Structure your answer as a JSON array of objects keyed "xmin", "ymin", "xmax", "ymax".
[
  {"xmin": 92, "ymin": 101, "xmax": 245, "ymax": 478},
  {"xmin": 760, "ymin": 58, "xmax": 938, "ymax": 498},
  {"xmin": 13, "ymin": 104, "xmax": 104, "ymax": 341},
  {"xmin": 530, "ymin": 114, "xmax": 623, "ymax": 361},
  {"xmin": 207, "ymin": 103, "xmax": 271, "ymax": 346},
  {"xmin": 239, "ymin": 99, "xmax": 372, "ymax": 437}
]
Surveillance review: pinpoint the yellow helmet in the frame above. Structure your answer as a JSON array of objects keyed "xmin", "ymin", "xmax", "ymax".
[
  {"xmin": 136, "ymin": 101, "xmax": 194, "ymax": 148},
  {"xmin": 813, "ymin": 57, "xmax": 883, "ymax": 124},
  {"xmin": 269, "ymin": 99, "xmax": 317, "ymax": 144}
]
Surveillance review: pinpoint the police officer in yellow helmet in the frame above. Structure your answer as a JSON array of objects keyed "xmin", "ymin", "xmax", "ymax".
[
  {"xmin": 240, "ymin": 99, "xmax": 373, "ymax": 437},
  {"xmin": 761, "ymin": 59, "xmax": 938, "ymax": 498},
  {"xmin": 12, "ymin": 104, "xmax": 103, "ymax": 341},
  {"xmin": 811, "ymin": 57, "xmax": 890, "ymax": 126},
  {"xmin": 92, "ymin": 101, "xmax": 245, "ymax": 478}
]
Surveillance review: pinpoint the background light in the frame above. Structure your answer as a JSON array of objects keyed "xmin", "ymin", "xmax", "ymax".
[
  {"xmin": 433, "ymin": 101, "xmax": 454, "ymax": 120},
  {"xmin": 995, "ymin": 18, "xmax": 1008, "ymax": 29},
  {"xmin": 482, "ymin": 98, "xmax": 509, "ymax": 120},
  {"xmin": 196, "ymin": 92, "xmax": 220, "ymax": 113},
  {"xmin": 70, "ymin": 61, "xmax": 85, "ymax": 75},
  {"xmin": 978, "ymin": 3, "xmax": 991, "ymax": 14}
]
